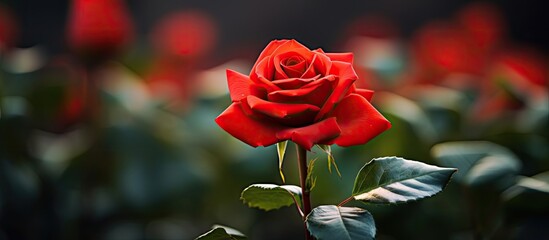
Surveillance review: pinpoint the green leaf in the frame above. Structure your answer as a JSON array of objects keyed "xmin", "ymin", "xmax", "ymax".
[
  {"xmin": 306, "ymin": 205, "xmax": 375, "ymax": 240},
  {"xmin": 318, "ymin": 144, "xmax": 341, "ymax": 177},
  {"xmin": 352, "ymin": 157, "xmax": 456, "ymax": 204},
  {"xmin": 431, "ymin": 141, "xmax": 521, "ymax": 186},
  {"xmin": 277, "ymin": 141, "xmax": 288, "ymax": 183},
  {"xmin": 241, "ymin": 184, "xmax": 302, "ymax": 211},
  {"xmin": 195, "ymin": 225, "xmax": 246, "ymax": 240}
]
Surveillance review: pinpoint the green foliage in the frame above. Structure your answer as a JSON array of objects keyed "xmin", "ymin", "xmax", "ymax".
[
  {"xmin": 195, "ymin": 225, "xmax": 246, "ymax": 240},
  {"xmin": 241, "ymin": 184, "xmax": 302, "ymax": 211},
  {"xmin": 431, "ymin": 141, "xmax": 521, "ymax": 186},
  {"xmin": 306, "ymin": 205, "xmax": 375, "ymax": 240},
  {"xmin": 351, "ymin": 157, "xmax": 457, "ymax": 204},
  {"xmin": 503, "ymin": 171, "xmax": 549, "ymax": 211}
]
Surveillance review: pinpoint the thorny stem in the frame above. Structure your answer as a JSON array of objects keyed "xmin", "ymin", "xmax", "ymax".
[{"xmin": 296, "ymin": 144, "xmax": 313, "ymax": 240}]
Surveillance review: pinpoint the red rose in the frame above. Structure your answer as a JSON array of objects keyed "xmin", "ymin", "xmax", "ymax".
[{"xmin": 215, "ymin": 40, "xmax": 391, "ymax": 150}]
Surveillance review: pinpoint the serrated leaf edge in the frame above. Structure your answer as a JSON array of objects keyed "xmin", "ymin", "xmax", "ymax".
[{"xmin": 352, "ymin": 156, "xmax": 457, "ymax": 205}]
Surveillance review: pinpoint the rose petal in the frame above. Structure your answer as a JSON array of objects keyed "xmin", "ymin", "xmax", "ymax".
[
  {"xmin": 276, "ymin": 117, "xmax": 341, "ymax": 150},
  {"xmin": 325, "ymin": 94, "xmax": 391, "ymax": 147},
  {"xmin": 250, "ymin": 39, "xmax": 289, "ymax": 73},
  {"xmin": 282, "ymin": 60, "xmax": 307, "ymax": 78},
  {"xmin": 274, "ymin": 51, "xmax": 308, "ymax": 79},
  {"xmin": 246, "ymin": 95, "xmax": 320, "ymax": 119},
  {"xmin": 272, "ymin": 75, "xmax": 320, "ymax": 89},
  {"xmin": 227, "ymin": 69, "xmax": 253, "ymax": 102},
  {"xmin": 215, "ymin": 102, "xmax": 285, "ymax": 147},
  {"xmin": 271, "ymin": 40, "xmax": 315, "ymax": 62},
  {"xmin": 355, "ymin": 88, "xmax": 374, "ymax": 101},
  {"xmin": 252, "ymin": 58, "xmax": 280, "ymax": 92},
  {"xmin": 326, "ymin": 53, "xmax": 354, "ymax": 64},
  {"xmin": 268, "ymin": 76, "xmax": 336, "ymax": 107},
  {"xmin": 314, "ymin": 61, "xmax": 358, "ymax": 121},
  {"xmin": 329, "ymin": 60, "xmax": 359, "ymax": 82},
  {"xmin": 302, "ymin": 51, "xmax": 332, "ymax": 77}
]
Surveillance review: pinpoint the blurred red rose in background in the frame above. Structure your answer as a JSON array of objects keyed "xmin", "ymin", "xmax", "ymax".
[
  {"xmin": 457, "ymin": 2, "xmax": 505, "ymax": 54},
  {"xmin": 144, "ymin": 10, "xmax": 217, "ymax": 112},
  {"xmin": 0, "ymin": 4, "xmax": 18, "ymax": 52},
  {"xmin": 150, "ymin": 10, "xmax": 217, "ymax": 59},
  {"xmin": 216, "ymin": 39, "xmax": 391, "ymax": 150},
  {"xmin": 412, "ymin": 22, "xmax": 483, "ymax": 81},
  {"xmin": 66, "ymin": 0, "xmax": 133, "ymax": 59}
]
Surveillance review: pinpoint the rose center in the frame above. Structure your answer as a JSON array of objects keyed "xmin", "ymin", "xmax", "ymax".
[
  {"xmin": 283, "ymin": 56, "xmax": 304, "ymax": 66},
  {"xmin": 280, "ymin": 55, "xmax": 307, "ymax": 78}
]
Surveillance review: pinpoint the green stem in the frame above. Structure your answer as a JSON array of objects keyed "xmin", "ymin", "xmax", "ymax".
[{"xmin": 296, "ymin": 144, "xmax": 313, "ymax": 240}]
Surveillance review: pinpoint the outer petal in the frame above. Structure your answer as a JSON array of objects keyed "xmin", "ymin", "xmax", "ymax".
[
  {"xmin": 325, "ymin": 94, "xmax": 391, "ymax": 147},
  {"xmin": 246, "ymin": 95, "xmax": 320, "ymax": 119},
  {"xmin": 355, "ymin": 88, "xmax": 374, "ymax": 101},
  {"xmin": 276, "ymin": 117, "xmax": 341, "ymax": 150},
  {"xmin": 215, "ymin": 102, "xmax": 285, "ymax": 147},
  {"xmin": 326, "ymin": 53, "xmax": 354, "ymax": 64},
  {"xmin": 227, "ymin": 69, "xmax": 253, "ymax": 102}
]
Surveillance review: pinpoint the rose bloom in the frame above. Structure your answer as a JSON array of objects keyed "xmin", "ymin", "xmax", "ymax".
[{"xmin": 216, "ymin": 40, "xmax": 391, "ymax": 150}]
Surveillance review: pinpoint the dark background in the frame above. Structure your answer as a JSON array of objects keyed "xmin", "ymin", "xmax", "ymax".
[
  {"xmin": 6, "ymin": 0, "xmax": 549, "ymax": 62},
  {"xmin": 1, "ymin": 1, "xmax": 548, "ymax": 240}
]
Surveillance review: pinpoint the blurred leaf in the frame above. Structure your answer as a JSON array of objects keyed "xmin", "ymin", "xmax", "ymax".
[
  {"xmin": 195, "ymin": 225, "xmax": 246, "ymax": 240},
  {"xmin": 431, "ymin": 141, "xmax": 521, "ymax": 186},
  {"xmin": 306, "ymin": 205, "xmax": 375, "ymax": 240},
  {"xmin": 352, "ymin": 157, "xmax": 456, "ymax": 204},
  {"xmin": 503, "ymin": 172, "xmax": 549, "ymax": 211},
  {"xmin": 277, "ymin": 141, "xmax": 288, "ymax": 183},
  {"xmin": 407, "ymin": 85, "xmax": 466, "ymax": 111},
  {"xmin": 240, "ymin": 184, "xmax": 301, "ymax": 211},
  {"xmin": 375, "ymin": 92, "xmax": 438, "ymax": 143},
  {"xmin": 318, "ymin": 145, "xmax": 341, "ymax": 177},
  {"xmin": 465, "ymin": 155, "xmax": 520, "ymax": 187}
]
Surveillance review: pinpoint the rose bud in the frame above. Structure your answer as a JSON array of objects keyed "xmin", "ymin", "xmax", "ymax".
[
  {"xmin": 215, "ymin": 39, "xmax": 391, "ymax": 150},
  {"xmin": 66, "ymin": 0, "xmax": 133, "ymax": 61}
]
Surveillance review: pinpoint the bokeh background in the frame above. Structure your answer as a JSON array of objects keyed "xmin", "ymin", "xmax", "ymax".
[{"xmin": 1, "ymin": 0, "xmax": 548, "ymax": 239}]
